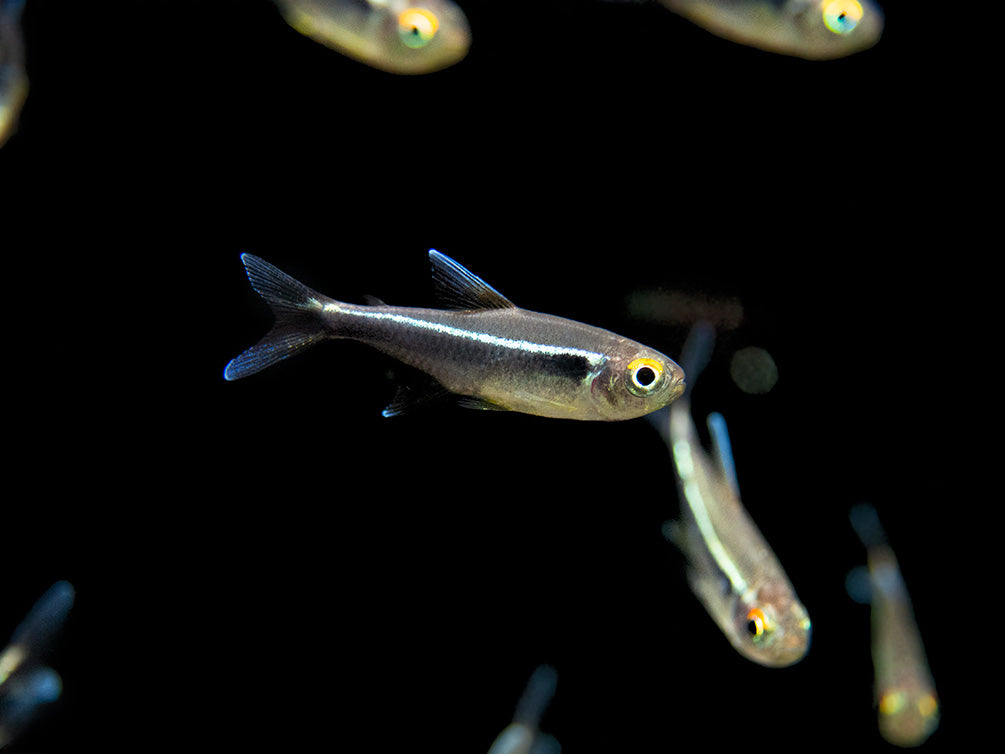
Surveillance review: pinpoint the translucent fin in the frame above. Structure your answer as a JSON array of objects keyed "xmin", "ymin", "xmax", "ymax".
[
  {"xmin": 224, "ymin": 254, "xmax": 332, "ymax": 381},
  {"xmin": 706, "ymin": 412, "xmax": 739, "ymax": 497},
  {"xmin": 488, "ymin": 666, "xmax": 559, "ymax": 754},
  {"xmin": 455, "ymin": 396, "xmax": 510, "ymax": 412},
  {"xmin": 849, "ymin": 502, "xmax": 888, "ymax": 549},
  {"xmin": 513, "ymin": 665, "xmax": 557, "ymax": 728},
  {"xmin": 677, "ymin": 321, "xmax": 716, "ymax": 401},
  {"xmin": 0, "ymin": 582, "xmax": 73, "ymax": 750},
  {"xmin": 3, "ymin": 581, "xmax": 74, "ymax": 681},
  {"xmin": 0, "ymin": 667, "xmax": 62, "ymax": 749},
  {"xmin": 429, "ymin": 250, "xmax": 516, "ymax": 311},
  {"xmin": 381, "ymin": 374, "xmax": 451, "ymax": 417}
]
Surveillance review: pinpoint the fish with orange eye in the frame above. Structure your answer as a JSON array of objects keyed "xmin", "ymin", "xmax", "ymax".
[
  {"xmin": 650, "ymin": 322, "xmax": 811, "ymax": 667},
  {"xmin": 226, "ymin": 250, "xmax": 686, "ymax": 421},
  {"xmin": 273, "ymin": 0, "xmax": 470, "ymax": 74}
]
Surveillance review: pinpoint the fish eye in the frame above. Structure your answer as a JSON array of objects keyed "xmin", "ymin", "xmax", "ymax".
[
  {"xmin": 398, "ymin": 8, "xmax": 440, "ymax": 49},
  {"xmin": 746, "ymin": 607, "xmax": 771, "ymax": 640},
  {"xmin": 626, "ymin": 357, "xmax": 664, "ymax": 396},
  {"xmin": 822, "ymin": 0, "xmax": 864, "ymax": 35}
]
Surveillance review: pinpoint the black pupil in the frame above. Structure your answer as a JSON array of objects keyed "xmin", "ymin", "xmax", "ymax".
[
  {"xmin": 635, "ymin": 366, "xmax": 656, "ymax": 386},
  {"xmin": 747, "ymin": 619, "xmax": 759, "ymax": 636}
]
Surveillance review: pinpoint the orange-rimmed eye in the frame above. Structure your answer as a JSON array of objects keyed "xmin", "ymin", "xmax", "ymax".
[
  {"xmin": 398, "ymin": 8, "xmax": 439, "ymax": 48},
  {"xmin": 746, "ymin": 607, "xmax": 769, "ymax": 639},
  {"xmin": 626, "ymin": 357, "xmax": 664, "ymax": 396}
]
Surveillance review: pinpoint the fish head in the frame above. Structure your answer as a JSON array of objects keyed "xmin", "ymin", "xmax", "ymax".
[
  {"xmin": 379, "ymin": 0, "xmax": 471, "ymax": 73},
  {"xmin": 279, "ymin": 0, "xmax": 471, "ymax": 75},
  {"xmin": 877, "ymin": 686, "xmax": 940, "ymax": 748},
  {"xmin": 591, "ymin": 345, "xmax": 686, "ymax": 420},
  {"xmin": 685, "ymin": 0, "xmax": 884, "ymax": 60},
  {"xmin": 731, "ymin": 583, "xmax": 812, "ymax": 667}
]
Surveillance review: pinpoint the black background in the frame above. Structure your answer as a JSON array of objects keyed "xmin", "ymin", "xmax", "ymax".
[{"xmin": 0, "ymin": 1, "xmax": 983, "ymax": 751}]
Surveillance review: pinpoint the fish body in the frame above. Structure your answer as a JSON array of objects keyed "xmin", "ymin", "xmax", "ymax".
[
  {"xmin": 487, "ymin": 665, "xmax": 560, "ymax": 754},
  {"xmin": 225, "ymin": 250, "xmax": 686, "ymax": 421},
  {"xmin": 0, "ymin": 0, "xmax": 28, "ymax": 147},
  {"xmin": 0, "ymin": 582, "xmax": 75, "ymax": 749},
  {"xmin": 658, "ymin": 0, "xmax": 884, "ymax": 59},
  {"xmin": 274, "ymin": 0, "xmax": 470, "ymax": 74},
  {"xmin": 653, "ymin": 322, "xmax": 810, "ymax": 667},
  {"xmin": 849, "ymin": 504, "xmax": 939, "ymax": 747}
]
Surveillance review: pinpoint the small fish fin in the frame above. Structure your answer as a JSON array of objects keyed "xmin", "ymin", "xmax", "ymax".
[
  {"xmin": 513, "ymin": 665, "xmax": 558, "ymax": 728},
  {"xmin": 0, "ymin": 666, "xmax": 63, "ymax": 748},
  {"xmin": 845, "ymin": 566, "xmax": 873, "ymax": 604},
  {"xmin": 706, "ymin": 412, "xmax": 740, "ymax": 497},
  {"xmin": 455, "ymin": 395, "xmax": 510, "ymax": 412},
  {"xmin": 678, "ymin": 321, "xmax": 716, "ymax": 400},
  {"xmin": 362, "ymin": 294, "xmax": 387, "ymax": 306},
  {"xmin": 224, "ymin": 254, "xmax": 333, "ymax": 381},
  {"xmin": 7, "ymin": 581, "xmax": 75, "ymax": 663},
  {"xmin": 428, "ymin": 249, "xmax": 516, "ymax": 310},
  {"xmin": 381, "ymin": 373, "xmax": 451, "ymax": 417},
  {"xmin": 849, "ymin": 502, "xmax": 889, "ymax": 549}
]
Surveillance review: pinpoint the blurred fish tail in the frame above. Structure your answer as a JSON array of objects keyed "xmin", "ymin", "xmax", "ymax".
[{"xmin": 224, "ymin": 254, "xmax": 338, "ymax": 381}]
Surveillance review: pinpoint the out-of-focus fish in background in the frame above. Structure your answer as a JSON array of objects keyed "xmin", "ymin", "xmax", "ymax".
[
  {"xmin": 225, "ymin": 250, "xmax": 686, "ymax": 420},
  {"xmin": 650, "ymin": 322, "xmax": 811, "ymax": 667},
  {"xmin": 609, "ymin": 0, "xmax": 884, "ymax": 59},
  {"xmin": 849, "ymin": 504, "xmax": 939, "ymax": 747},
  {"xmin": 487, "ymin": 665, "xmax": 560, "ymax": 754},
  {"xmin": 0, "ymin": 0, "xmax": 28, "ymax": 148},
  {"xmin": 0, "ymin": 581, "xmax": 74, "ymax": 750},
  {"xmin": 273, "ymin": 0, "xmax": 470, "ymax": 74},
  {"xmin": 625, "ymin": 289, "xmax": 745, "ymax": 333}
]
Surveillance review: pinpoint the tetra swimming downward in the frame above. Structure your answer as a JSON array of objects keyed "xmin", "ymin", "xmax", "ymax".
[{"xmin": 225, "ymin": 250, "xmax": 685, "ymax": 420}]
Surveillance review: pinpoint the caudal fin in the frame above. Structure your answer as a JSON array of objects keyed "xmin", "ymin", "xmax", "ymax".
[{"xmin": 224, "ymin": 254, "xmax": 332, "ymax": 381}]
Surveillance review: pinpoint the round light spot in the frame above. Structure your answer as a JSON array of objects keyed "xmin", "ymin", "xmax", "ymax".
[{"xmin": 729, "ymin": 346, "xmax": 778, "ymax": 395}]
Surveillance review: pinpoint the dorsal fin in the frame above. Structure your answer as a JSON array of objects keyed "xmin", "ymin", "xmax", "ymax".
[{"xmin": 428, "ymin": 249, "xmax": 516, "ymax": 310}]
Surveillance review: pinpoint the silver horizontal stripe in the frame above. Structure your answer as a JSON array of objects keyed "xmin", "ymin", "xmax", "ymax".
[{"xmin": 329, "ymin": 305, "xmax": 606, "ymax": 365}]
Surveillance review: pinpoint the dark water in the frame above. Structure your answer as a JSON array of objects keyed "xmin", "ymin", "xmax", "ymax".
[{"xmin": 1, "ymin": 1, "xmax": 977, "ymax": 750}]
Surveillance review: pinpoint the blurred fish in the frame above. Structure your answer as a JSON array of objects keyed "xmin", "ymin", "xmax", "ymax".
[
  {"xmin": 650, "ymin": 322, "xmax": 810, "ymax": 667},
  {"xmin": 0, "ymin": 581, "xmax": 75, "ymax": 749},
  {"xmin": 625, "ymin": 289, "xmax": 745, "ymax": 332},
  {"xmin": 611, "ymin": 0, "xmax": 883, "ymax": 59},
  {"xmin": 274, "ymin": 0, "xmax": 470, "ymax": 74},
  {"xmin": 226, "ymin": 250, "xmax": 685, "ymax": 420},
  {"xmin": 487, "ymin": 665, "xmax": 560, "ymax": 754},
  {"xmin": 849, "ymin": 504, "xmax": 939, "ymax": 747},
  {"xmin": 0, "ymin": 0, "xmax": 28, "ymax": 147}
]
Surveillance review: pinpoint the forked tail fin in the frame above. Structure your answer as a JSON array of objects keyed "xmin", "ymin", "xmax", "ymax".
[{"xmin": 224, "ymin": 253, "xmax": 333, "ymax": 381}]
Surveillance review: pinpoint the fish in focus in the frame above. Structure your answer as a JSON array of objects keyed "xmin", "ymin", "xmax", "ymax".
[
  {"xmin": 0, "ymin": 581, "xmax": 75, "ymax": 750},
  {"xmin": 487, "ymin": 665, "xmax": 560, "ymax": 754},
  {"xmin": 849, "ymin": 503, "xmax": 939, "ymax": 747},
  {"xmin": 650, "ymin": 322, "xmax": 810, "ymax": 667},
  {"xmin": 225, "ymin": 250, "xmax": 686, "ymax": 420},
  {"xmin": 273, "ymin": 0, "xmax": 470, "ymax": 74},
  {"xmin": 0, "ymin": 0, "xmax": 28, "ymax": 148}
]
